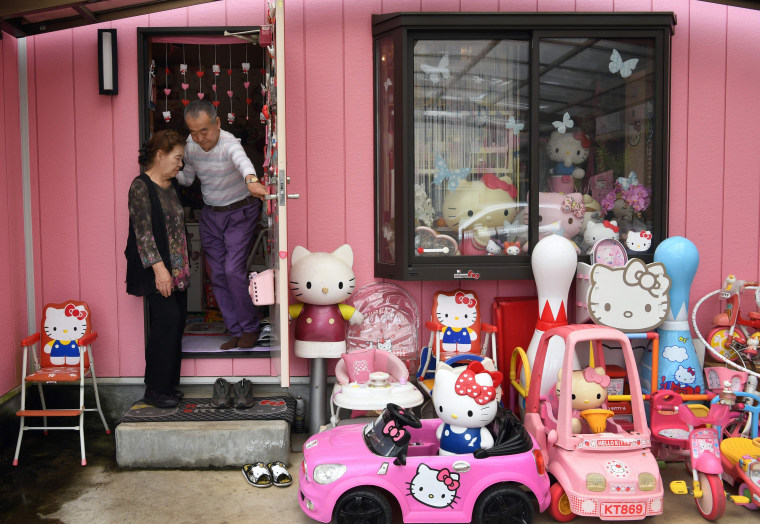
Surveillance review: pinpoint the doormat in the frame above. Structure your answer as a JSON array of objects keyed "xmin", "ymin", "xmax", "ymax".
[{"xmin": 120, "ymin": 396, "xmax": 295, "ymax": 424}]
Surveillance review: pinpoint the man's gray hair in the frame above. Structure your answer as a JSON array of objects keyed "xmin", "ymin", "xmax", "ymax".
[{"xmin": 184, "ymin": 99, "xmax": 217, "ymax": 122}]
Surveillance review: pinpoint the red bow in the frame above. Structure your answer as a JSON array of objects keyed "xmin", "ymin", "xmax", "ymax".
[
  {"xmin": 64, "ymin": 303, "xmax": 87, "ymax": 320},
  {"xmin": 454, "ymin": 291, "xmax": 477, "ymax": 308},
  {"xmin": 641, "ymin": 232, "xmax": 652, "ymax": 239},
  {"xmin": 573, "ymin": 130, "xmax": 591, "ymax": 149},
  {"xmin": 482, "ymin": 173, "xmax": 517, "ymax": 199},
  {"xmin": 436, "ymin": 468, "xmax": 460, "ymax": 491},
  {"xmin": 603, "ymin": 220, "xmax": 620, "ymax": 233},
  {"xmin": 454, "ymin": 362, "xmax": 502, "ymax": 405}
]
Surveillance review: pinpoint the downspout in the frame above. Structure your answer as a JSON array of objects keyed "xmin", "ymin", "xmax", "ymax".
[{"xmin": 18, "ymin": 37, "xmax": 36, "ymax": 333}]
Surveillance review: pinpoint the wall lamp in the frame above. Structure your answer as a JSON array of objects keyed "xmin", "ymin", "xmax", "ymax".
[{"xmin": 98, "ymin": 29, "xmax": 118, "ymax": 95}]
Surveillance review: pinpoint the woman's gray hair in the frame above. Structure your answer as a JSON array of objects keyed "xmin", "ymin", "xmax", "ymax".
[{"xmin": 184, "ymin": 99, "xmax": 217, "ymax": 121}]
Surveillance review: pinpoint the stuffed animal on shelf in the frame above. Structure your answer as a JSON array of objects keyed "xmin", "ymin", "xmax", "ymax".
[
  {"xmin": 555, "ymin": 366, "xmax": 610, "ymax": 434},
  {"xmin": 441, "ymin": 173, "xmax": 518, "ymax": 255},
  {"xmin": 433, "ymin": 361, "xmax": 503, "ymax": 455},
  {"xmin": 546, "ymin": 129, "xmax": 591, "ymax": 188},
  {"xmin": 523, "ymin": 192, "xmax": 584, "ymax": 252},
  {"xmin": 288, "ymin": 244, "xmax": 364, "ymax": 358},
  {"xmin": 582, "ymin": 220, "xmax": 620, "ymax": 254}
]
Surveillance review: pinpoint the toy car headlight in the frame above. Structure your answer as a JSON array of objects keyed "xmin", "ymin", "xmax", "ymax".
[
  {"xmin": 638, "ymin": 472, "xmax": 656, "ymax": 491},
  {"xmin": 586, "ymin": 473, "xmax": 606, "ymax": 492},
  {"xmin": 313, "ymin": 464, "xmax": 347, "ymax": 485}
]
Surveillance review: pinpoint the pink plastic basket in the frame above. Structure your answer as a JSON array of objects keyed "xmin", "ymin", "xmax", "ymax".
[{"xmin": 248, "ymin": 269, "xmax": 275, "ymax": 306}]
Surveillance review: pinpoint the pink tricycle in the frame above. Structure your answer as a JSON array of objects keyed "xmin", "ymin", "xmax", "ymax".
[
  {"xmin": 524, "ymin": 324, "xmax": 664, "ymax": 521},
  {"xmin": 298, "ymin": 403, "xmax": 550, "ymax": 523}
]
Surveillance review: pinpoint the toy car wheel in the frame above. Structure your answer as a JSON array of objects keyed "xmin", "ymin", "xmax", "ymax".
[
  {"xmin": 737, "ymin": 482, "xmax": 758, "ymax": 510},
  {"xmin": 549, "ymin": 483, "xmax": 576, "ymax": 522},
  {"xmin": 473, "ymin": 484, "xmax": 533, "ymax": 524},
  {"xmin": 695, "ymin": 472, "xmax": 725, "ymax": 521},
  {"xmin": 334, "ymin": 487, "xmax": 392, "ymax": 524}
]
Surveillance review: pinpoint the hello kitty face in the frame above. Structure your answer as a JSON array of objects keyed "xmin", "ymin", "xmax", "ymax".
[
  {"xmin": 433, "ymin": 362, "xmax": 500, "ymax": 430},
  {"xmin": 289, "ymin": 245, "xmax": 357, "ymax": 306},
  {"xmin": 377, "ymin": 338, "xmax": 392, "ymax": 351},
  {"xmin": 546, "ymin": 130, "xmax": 589, "ymax": 168},
  {"xmin": 588, "ymin": 259, "xmax": 671, "ymax": 332},
  {"xmin": 626, "ymin": 231, "xmax": 653, "ymax": 252},
  {"xmin": 435, "ymin": 292, "xmax": 478, "ymax": 331},
  {"xmin": 584, "ymin": 220, "xmax": 620, "ymax": 250},
  {"xmin": 530, "ymin": 192, "xmax": 584, "ymax": 240},
  {"xmin": 44, "ymin": 304, "xmax": 88, "ymax": 341},
  {"xmin": 485, "ymin": 239, "xmax": 502, "ymax": 255},
  {"xmin": 407, "ymin": 463, "xmax": 460, "ymax": 509},
  {"xmin": 674, "ymin": 365, "xmax": 696, "ymax": 385},
  {"xmin": 556, "ymin": 367, "xmax": 609, "ymax": 411}
]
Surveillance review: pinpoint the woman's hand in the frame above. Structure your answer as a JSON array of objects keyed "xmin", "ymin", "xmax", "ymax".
[{"xmin": 152, "ymin": 262, "xmax": 173, "ymax": 297}]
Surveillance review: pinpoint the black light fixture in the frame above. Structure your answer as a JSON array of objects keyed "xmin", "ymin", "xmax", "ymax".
[{"xmin": 98, "ymin": 29, "xmax": 118, "ymax": 95}]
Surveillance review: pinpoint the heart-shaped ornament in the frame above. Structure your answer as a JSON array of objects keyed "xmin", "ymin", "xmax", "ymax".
[
  {"xmin": 195, "ymin": 70, "xmax": 204, "ymax": 78},
  {"xmin": 414, "ymin": 226, "xmax": 458, "ymax": 256},
  {"xmin": 227, "ymin": 90, "xmax": 234, "ymax": 98},
  {"xmin": 244, "ymin": 81, "xmax": 250, "ymax": 89},
  {"xmin": 211, "ymin": 84, "xmax": 217, "ymax": 92},
  {"xmin": 165, "ymin": 67, "xmax": 170, "ymax": 75},
  {"xmin": 163, "ymin": 88, "xmax": 171, "ymax": 96},
  {"xmin": 197, "ymin": 93, "xmax": 205, "ymax": 99},
  {"xmin": 246, "ymin": 98, "xmax": 252, "ymax": 105},
  {"xmin": 181, "ymin": 99, "xmax": 189, "ymax": 106},
  {"xmin": 181, "ymin": 83, "xmax": 190, "ymax": 90},
  {"xmin": 227, "ymin": 69, "xmax": 233, "ymax": 76},
  {"xmin": 212, "ymin": 101, "xmax": 220, "ymax": 107}
]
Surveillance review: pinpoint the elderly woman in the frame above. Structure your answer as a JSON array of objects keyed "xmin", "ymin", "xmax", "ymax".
[{"xmin": 125, "ymin": 130, "xmax": 190, "ymax": 408}]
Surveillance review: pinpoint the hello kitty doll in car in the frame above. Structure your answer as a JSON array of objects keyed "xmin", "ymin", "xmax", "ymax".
[{"xmin": 433, "ymin": 361, "xmax": 503, "ymax": 455}]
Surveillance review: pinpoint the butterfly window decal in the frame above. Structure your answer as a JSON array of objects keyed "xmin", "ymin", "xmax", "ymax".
[
  {"xmin": 505, "ymin": 115, "xmax": 524, "ymax": 134},
  {"xmin": 433, "ymin": 154, "xmax": 470, "ymax": 191},
  {"xmin": 552, "ymin": 112, "xmax": 574, "ymax": 134},
  {"xmin": 609, "ymin": 49, "xmax": 639, "ymax": 79},
  {"xmin": 420, "ymin": 54, "xmax": 450, "ymax": 85}
]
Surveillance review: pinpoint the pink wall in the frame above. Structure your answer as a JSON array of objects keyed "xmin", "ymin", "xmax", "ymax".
[
  {"xmin": 2, "ymin": 0, "xmax": 760, "ymax": 393},
  {"xmin": 0, "ymin": 36, "xmax": 29, "ymax": 397}
]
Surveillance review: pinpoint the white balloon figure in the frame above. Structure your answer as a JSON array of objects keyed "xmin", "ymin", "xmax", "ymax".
[{"xmin": 524, "ymin": 235, "xmax": 580, "ymax": 397}]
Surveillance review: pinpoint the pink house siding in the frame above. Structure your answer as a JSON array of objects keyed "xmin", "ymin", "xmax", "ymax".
[{"xmin": 1, "ymin": 0, "xmax": 759, "ymax": 395}]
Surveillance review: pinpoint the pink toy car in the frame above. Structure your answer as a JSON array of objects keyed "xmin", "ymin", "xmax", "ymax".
[
  {"xmin": 524, "ymin": 325, "xmax": 664, "ymax": 521},
  {"xmin": 299, "ymin": 403, "xmax": 550, "ymax": 523}
]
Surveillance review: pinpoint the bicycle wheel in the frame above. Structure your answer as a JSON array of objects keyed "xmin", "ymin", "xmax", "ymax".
[
  {"xmin": 707, "ymin": 327, "xmax": 745, "ymax": 362},
  {"xmin": 695, "ymin": 472, "xmax": 726, "ymax": 521}
]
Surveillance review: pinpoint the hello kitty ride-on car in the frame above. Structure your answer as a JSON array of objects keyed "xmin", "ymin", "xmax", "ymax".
[
  {"xmin": 523, "ymin": 324, "xmax": 663, "ymax": 521},
  {"xmin": 298, "ymin": 403, "xmax": 550, "ymax": 524}
]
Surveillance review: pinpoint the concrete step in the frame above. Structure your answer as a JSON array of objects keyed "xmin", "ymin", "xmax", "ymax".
[{"xmin": 115, "ymin": 419, "xmax": 290, "ymax": 468}]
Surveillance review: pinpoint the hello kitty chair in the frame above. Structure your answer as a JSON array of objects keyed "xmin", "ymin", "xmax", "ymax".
[
  {"xmin": 416, "ymin": 290, "xmax": 499, "ymax": 399},
  {"xmin": 13, "ymin": 301, "xmax": 110, "ymax": 466}
]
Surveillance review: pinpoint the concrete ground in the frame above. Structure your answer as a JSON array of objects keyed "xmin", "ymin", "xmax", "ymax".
[{"xmin": 0, "ymin": 426, "xmax": 755, "ymax": 524}]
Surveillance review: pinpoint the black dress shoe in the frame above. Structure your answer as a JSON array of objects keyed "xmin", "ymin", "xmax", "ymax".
[
  {"xmin": 143, "ymin": 389, "xmax": 180, "ymax": 409},
  {"xmin": 171, "ymin": 388, "xmax": 184, "ymax": 399}
]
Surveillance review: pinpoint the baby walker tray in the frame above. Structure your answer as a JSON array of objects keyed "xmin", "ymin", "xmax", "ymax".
[{"xmin": 332, "ymin": 373, "xmax": 424, "ymax": 412}]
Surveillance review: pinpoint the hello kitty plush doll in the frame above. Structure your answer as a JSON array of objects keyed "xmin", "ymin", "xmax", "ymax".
[
  {"xmin": 288, "ymin": 244, "xmax": 364, "ymax": 358},
  {"xmin": 433, "ymin": 290, "xmax": 480, "ymax": 354},
  {"xmin": 43, "ymin": 302, "xmax": 89, "ymax": 366},
  {"xmin": 433, "ymin": 361, "xmax": 503, "ymax": 455},
  {"xmin": 523, "ymin": 192, "xmax": 584, "ymax": 252},
  {"xmin": 582, "ymin": 220, "xmax": 620, "ymax": 254},
  {"xmin": 555, "ymin": 366, "xmax": 609, "ymax": 434},
  {"xmin": 546, "ymin": 129, "xmax": 591, "ymax": 182},
  {"xmin": 442, "ymin": 174, "xmax": 518, "ymax": 255}
]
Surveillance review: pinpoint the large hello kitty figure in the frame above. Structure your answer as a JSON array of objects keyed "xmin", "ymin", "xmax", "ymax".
[
  {"xmin": 288, "ymin": 244, "xmax": 364, "ymax": 358},
  {"xmin": 433, "ymin": 290, "xmax": 480, "ymax": 354},
  {"xmin": 44, "ymin": 303, "xmax": 89, "ymax": 366},
  {"xmin": 433, "ymin": 361, "xmax": 503, "ymax": 455},
  {"xmin": 546, "ymin": 129, "xmax": 591, "ymax": 190}
]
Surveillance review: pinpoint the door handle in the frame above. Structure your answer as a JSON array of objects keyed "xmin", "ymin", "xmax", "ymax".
[
  {"xmin": 452, "ymin": 460, "xmax": 470, "ymax": 473},
  {"xmin": 287, "ymin": 193, "xmax": 300, "ymax": 199}
]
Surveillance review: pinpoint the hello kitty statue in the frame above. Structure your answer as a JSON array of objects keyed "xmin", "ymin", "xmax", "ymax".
[
  {"xmin": 432, "ymin": 290, "xmax": 481, "ymax": 354},
  {"xmin": 43, "ymin": 302, "xmax": 89, "ymax": 366},
  {"xmin": 433, "ymin": 361, "xmax": 503, "ymax": 455},
  {"xmin": 555, "ymin": 367, "xmax": 609, "ymax": 434},
  {"xmin": 289, "ymin": 244, "xmax": 364, "ymax": 359},
  {"xmin": 441, "ymin": 174, "xmax": 518, "ymax": 255}
]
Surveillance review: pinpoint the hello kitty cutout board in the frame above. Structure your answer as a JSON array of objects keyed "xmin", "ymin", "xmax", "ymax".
[
  {"xmin": 574, "ymin": 239, "xmax": 628, "ymax": 324},
  {"xmin": 41, "ymin": 301, "xmax": 92, "ymax": 368}
]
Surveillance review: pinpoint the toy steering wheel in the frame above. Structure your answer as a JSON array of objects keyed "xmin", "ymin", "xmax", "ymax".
[{"xmin": 387, "ymin": 403, "xmax": 422, "ymax": 429}]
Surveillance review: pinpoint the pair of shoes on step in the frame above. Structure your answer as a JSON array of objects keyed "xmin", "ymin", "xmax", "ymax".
[
  {"xmin": 220, "ymin": 330, "xmax": 260, "ymax": 350},
  {"xmin": 143, "ymin": 387, "xmax": 180, "ymax": 409},
  {"xmin": 211, "ymin": 378, "xmax": 254, "ymax": 409},
  {"xmin": 242, "ymin": 461, "xmax": 292, "ymax": 488}
]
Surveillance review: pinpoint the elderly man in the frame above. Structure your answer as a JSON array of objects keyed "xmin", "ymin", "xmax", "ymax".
[{"xmin": 177, "ymin": 100, "xmax": 267, "ymax": 349}]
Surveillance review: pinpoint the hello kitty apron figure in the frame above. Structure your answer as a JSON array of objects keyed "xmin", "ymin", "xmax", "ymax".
[
  {"xmin": 433, "ymin": 361, "xmax": 502, "ymax": 455},
  {"xmin": 433, "ymin": 290, "xmax": 481, "ymax": 354}
]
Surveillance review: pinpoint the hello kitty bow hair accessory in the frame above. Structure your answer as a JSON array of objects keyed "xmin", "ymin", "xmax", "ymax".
[
  {"xmin": 436, "ymin": 468, "xmax": 460, "ymax": 491},
  {"xmin": 583, "ymin": 367, "xmax": 610, "ymax": 388},
  {"xmin": 561, "ymin": 196, "xmax": 586, "ymax": 218},
  {"xmin": 623, "ymin": 259, "xmax": 670, "ymax": 299},
  {"xmin": 64, "ymin": 303, "xmax": 87, "ymax": 320},
  {"xmin": 603, "ymin": 220, "xmax": 619, "ymax": 233},
  {"xmin": 572, "ymin": 130, "xmax": 591, "ymax": 149},
  {"xmin": 382, "ymin": 420, "xmax": 407, "ymax": 443},
  {"xmin": 454, "ymin": 291, "xmax": 477, "ymax": 308},
  {"xmin": 454, "ymin": 362, "xmax": 503, "ymax": 405}
]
